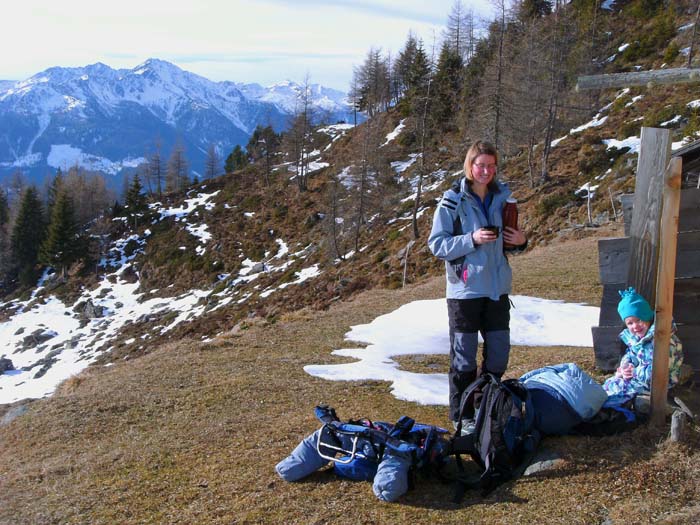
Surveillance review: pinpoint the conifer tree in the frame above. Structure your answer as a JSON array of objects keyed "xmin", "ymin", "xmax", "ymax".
[
  {"xmin": 246, "ymin": 125, "xmax": 280, "ymax": 186},
  {"xmin": 393, "ymin": 32, "xmax": 419, "ymax": 101},
  {"xmin": 518, "ymin": 0, "xmax": 552, "ymax": 21},
  {"xmin": 352, "ymin": 47, "xmax": 391, "ymax": 117},
  {"xmin": 46, "ymin": 168, "xmax": 64, "ymax": 218},
  {"xmin": 397, "ymin": 39, "xmax": 431, "ymax": 117},
  {"xmin": 432, "ymin": 41, "xmax": 463, "ymax": 131},
  {"xmin": 39, "ymin": 191, "xmax": 81, "ymax": 277},
  {"xmin": 10, "ymin": 186, "xmax": 45, "ymax": 285},
  {"xmin": 225, "ymin": 145, "xmax": 249, "ymax": 173},
  {"xmin": 0, "ymin": 190, "xmax": 10, "ymax": 278},
  {"xmin": 125, "ymin": 174, "xmax": 148, "ymax": 229}
]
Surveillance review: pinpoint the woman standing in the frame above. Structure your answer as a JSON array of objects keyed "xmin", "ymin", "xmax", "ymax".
[{"xmin": 428, "ymin": 141, "xmax": 527, "ymax": 431}]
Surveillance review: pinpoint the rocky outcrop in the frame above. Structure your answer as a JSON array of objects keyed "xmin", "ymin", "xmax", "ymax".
[
  {"xmin": 18, "ymin": 328, "xmax": 57, "ymax": 352},
  {"xmin": 22, "ymin": 350, "xmax": 61, "ymax": 379},
  {"xmin": 0, "ymin": 356, "xmax": 14, "ymax": 373}
]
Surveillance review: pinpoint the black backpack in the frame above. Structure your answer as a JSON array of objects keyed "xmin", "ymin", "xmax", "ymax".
[{"xmin": 443, "ymin": 374, "xmax": 541, "ymax": 501}]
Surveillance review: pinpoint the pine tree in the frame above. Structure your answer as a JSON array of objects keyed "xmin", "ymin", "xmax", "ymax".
[
  {"xmin": 46, "ymin": 168, "xmax": 64, "ymax": 219},
  {"xmin": 39, "ymin": 191, "xmax": 81, "ymax": 277},
  {"xmin": 0, "ymin": 190, "xmax": 10, "ymax": 278},
  {"xmin": 125, "ymin": 174, "xmax": 148, "ymax": 229},
  {"xmin": 397, "ymin": 39, "xmax": 431, "ymax": 117},
  {"xmin": 432, "ymin": 41, "xmax": 463, "ymax": 131},
  {"xmin": 225, "ymin": 145, "xmax": 249, "ymax": 173},
  {"xmin": 518, "ymin": 0, "xmax": 552, "ymax": 21},
  {"xmin": 246, "ymin": 125, "xmax": 280, "ymax": 186},
  {"xmin": 352, "ymin": 48, "xmax": 391, "ymax": 117},
  {"xmin": 10, "ymin": 187, "xmax": 46, "ymax": 285},
  {"xmin": 393, "ymin": 32, "xmax": 419, "ymax": 100}
]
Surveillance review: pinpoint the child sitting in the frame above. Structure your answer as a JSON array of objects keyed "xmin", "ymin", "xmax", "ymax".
[{"xmin": 603, "ymin": 287, "xmax": 683, "ymax": 406}]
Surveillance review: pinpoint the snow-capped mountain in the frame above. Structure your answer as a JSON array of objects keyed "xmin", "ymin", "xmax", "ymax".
[
  {"xmin": 0, "ymin": 59, "xmax": 355, "ymax": 185},
  {"xmin": 236, "ymin": 80, "xmax": 356, "ymax": 122}
]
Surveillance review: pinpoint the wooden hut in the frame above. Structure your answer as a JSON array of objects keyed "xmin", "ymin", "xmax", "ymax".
[{"xmin": 592, "ymin": 134, "xmax": 700, "ymax": 379}]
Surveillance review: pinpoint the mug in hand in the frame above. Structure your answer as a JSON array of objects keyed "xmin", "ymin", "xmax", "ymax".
[{"xmin": 483, "ymin": 225, "xmax": 501, "ymax": 236}]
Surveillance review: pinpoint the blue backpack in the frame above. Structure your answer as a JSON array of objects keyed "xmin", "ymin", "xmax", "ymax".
[
  {"xmin": 444, "ymin": 374, "xmax": 540, "ymax": 500},
  {"xmin": 276, "ymin": 406, "xmax": 448, "ymax": 502},
  {"xmin": 314, "ymin": 405, "xmax": 446, "ymax": 481}
]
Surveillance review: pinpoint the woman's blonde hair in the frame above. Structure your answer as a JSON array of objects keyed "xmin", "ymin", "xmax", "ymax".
[{"xmin": 463, "ymin": 141, "xmax": 499, "ymax": 191}]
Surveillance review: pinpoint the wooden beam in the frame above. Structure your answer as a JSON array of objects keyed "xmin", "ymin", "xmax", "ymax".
[
  {"xmin": 650, "ymin": 157, "xmax": 682, "ymax": 426},
  {"xmin": 618, "ymin": 189, "xmax": 700, "ymax": 234},
  {"xmin": 598, "ymin": 238, "xmax": 630, "ymax": 284},
  {"xmin": 679, "ymin": 188, "xmax": 700, "ymax": 231},
  {"xmin": 597, "ymin": 233, "xmax": 700, "ymax": 281},
  {"xmin": 627, "ymin": 127, "xmax": 671, "ymax": 306},
  {"xmin": 576, "ymin": 68, "xmax": 700, "ymax": 91},
  {"xmin": 674, "ymin": 278, "xmax": 700, "ymax": 324}
]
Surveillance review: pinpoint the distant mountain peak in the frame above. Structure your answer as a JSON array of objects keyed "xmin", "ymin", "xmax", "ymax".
[{"xmin": 0, "ymin": 58, "xmax": 357, "ymax": 185}]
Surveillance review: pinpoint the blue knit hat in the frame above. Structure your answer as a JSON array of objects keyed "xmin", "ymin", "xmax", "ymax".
[{"xmin": 617, "ymin": 287, "xmax": 654, "ymax": 322}]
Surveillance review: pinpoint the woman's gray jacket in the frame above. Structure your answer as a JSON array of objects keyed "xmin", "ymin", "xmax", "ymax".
[{"xmin": 428, "ymin": 178, "xmax": 513, "ymax": 301}]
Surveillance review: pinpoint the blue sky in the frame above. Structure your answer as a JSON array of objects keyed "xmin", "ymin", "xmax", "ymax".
[{"xmin": 3, "ymin": 0, "xmax": 491, "ymax": 91}]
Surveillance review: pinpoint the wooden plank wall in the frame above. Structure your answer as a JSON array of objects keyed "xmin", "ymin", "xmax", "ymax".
[{"xmin": 593, "ymin": 187, "xmax": 700, "ymax": 372}]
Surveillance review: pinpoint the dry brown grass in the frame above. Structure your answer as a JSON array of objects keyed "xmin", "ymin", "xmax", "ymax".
[{"xmin": 1, "ymin": 235, "xmax": 699, "ymax": 525}]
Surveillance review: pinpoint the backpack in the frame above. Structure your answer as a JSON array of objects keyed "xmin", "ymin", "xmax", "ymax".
[
  {"xmin": 443, "ymin": 374, "xmax": 540, "ymax": 500},
  {"xmin": 312, "ymin": 405, "xmax": 448, "ymax": 501},
  {"xmin": 314, "ymin": 405, "xmax": 445, "ymax": 478}
]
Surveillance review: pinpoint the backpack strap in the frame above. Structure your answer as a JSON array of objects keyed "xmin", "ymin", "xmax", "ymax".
[
  {"xmin": 389, "ymin": 416, "xmax": 415, "ymax": 438},
  {"xmin": 314, "ymin": 404, "xmax": 339, "ymax": 425},
  {"xmin": 476, "ymin": 381, "xmax": 511, "ymax": 491},
  {"xmin": 440, "ymin": 182, "xmax": 465, "ymax": 235}
]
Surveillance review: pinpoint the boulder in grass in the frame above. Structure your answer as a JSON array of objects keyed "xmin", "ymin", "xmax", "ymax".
[{"xmin": 523, "ymin": 447, "xmax": 565, "ymax": 477}]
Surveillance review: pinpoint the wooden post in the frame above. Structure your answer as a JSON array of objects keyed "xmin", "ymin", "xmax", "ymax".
[
  {"xmin": 671, "ymin": 411, "xmax": 686, "ymax": 442},
  {"xmin": 627, "ymin": 127, "xmax": 672, "ymax": 305},
  {"xmin": 650, "ymin": 157, "xmax": 682, "ymax": 426}
]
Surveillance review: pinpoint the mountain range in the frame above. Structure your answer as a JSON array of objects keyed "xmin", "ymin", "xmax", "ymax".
[{"xmin": 0, "ymin": 58, "xmax": 356, "ymax": 185}]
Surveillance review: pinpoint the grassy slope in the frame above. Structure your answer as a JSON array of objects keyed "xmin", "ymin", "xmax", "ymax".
[{"xmin": 1, "ymin": 232, "xmax": 699, "ymax": 525}]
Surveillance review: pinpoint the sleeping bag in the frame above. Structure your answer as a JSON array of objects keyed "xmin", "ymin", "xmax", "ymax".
[{"xmin": 520, "ymin": 363, "xmax": 607, "ymax": 435}]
